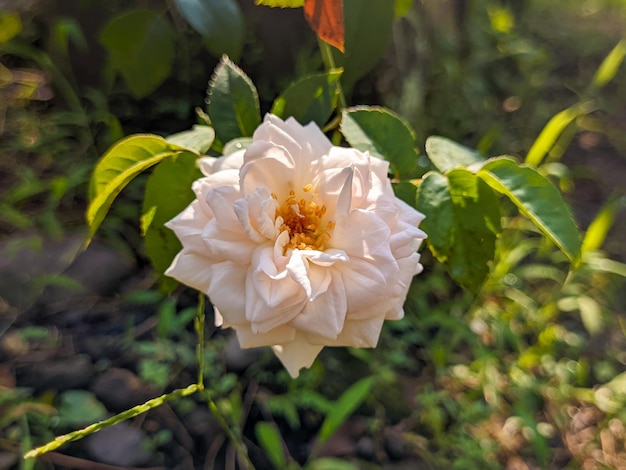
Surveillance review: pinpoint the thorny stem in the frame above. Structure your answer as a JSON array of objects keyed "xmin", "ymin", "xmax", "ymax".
[{"xmin": 23, "ymin": 384, "xmax": 202, "ymax": 459}]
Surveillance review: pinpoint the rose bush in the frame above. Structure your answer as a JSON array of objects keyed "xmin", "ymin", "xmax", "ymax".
[{"xmin": 166, "ymin": 114, "xmax": 426, "ymax": 377}]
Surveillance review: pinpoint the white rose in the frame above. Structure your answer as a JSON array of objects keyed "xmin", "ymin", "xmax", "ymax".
[{"xmin": 166, "ymin": 114, "xmax": 426, "ymax": 377}]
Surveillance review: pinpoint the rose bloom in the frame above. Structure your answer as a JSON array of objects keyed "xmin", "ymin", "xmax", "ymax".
[{"xmin": 166, "ymin": 114, "xmax": 426, "ymax": 377}]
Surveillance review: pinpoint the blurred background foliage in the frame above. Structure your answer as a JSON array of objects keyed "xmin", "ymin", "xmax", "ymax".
[{"xmin": 1, "ymin": 0, "xmax": 625, "ymax": 468}]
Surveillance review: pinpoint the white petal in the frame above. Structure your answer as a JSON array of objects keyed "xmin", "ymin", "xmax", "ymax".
[
  {"xmin": 206, "ymin": 261, "xmax": 248, "ymax": 326},
  {"xmin": 234, "ymin": 323, "xmax": 296, "ymax": 349},
  {"xmin": 289, "ymin": 268, "xmax": 347, "ymax": 339},
  {"xmin": 306, "ymin": 315, "xmax": 386, "ymax": 348},
  {"xmin": 165, "ymin": 251, "xmax": 212, "ymax": 293},
  {"xmin": 205, "ymin": 186, "xmax": 241, "ymax": 232},
  {"xmin": 233, "ymin": 187, "xmax": 277, "ymax": 242},
  {"xmin": 245, "ymin": 247, "xmax": 306, "ymax": 333},
  {"xmin": 240, "ymin": 141, "xmax": 295, "ymax": 198},
  {"xmin": 201, "ymin": 220, "xmax": 257, "ymax": 265},
  {"xmin": 199, "ymin": 150, "xmax": 245, "ymax": 175},
  {"xmin": 165, "ymin": 200, "xmax": 210, "ymax": 253},
  {"xmin": 334, "ymin": 258, "xmax": 391, "ymax": 320},
  {"xmin": 271, "ymin": 332, "xmax": 324, "ymax": 378}
]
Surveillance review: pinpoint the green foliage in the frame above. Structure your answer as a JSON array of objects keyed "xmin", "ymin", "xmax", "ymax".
[
  {"xmin": 255, "ymin": 0, "xmax": 304, "ymax": 7},
  {"xmin": 314, "ymin": 377, "xmax": 373, "ymax": 449},
  {"xmin": 477, "ymin": 157, "xmax": 581, "ymax": 262},
  {"xmin": 56, "ymin": 391, "xmax": 107, "ymax": 428},
  {"xmin": 325, "ymin": 0, "xmax": 395, "ymax": 90},
  {"xmin": 271, "ymin": 69, "xmax": 343, "ymax": 127},
  {"xmin": 166, "ymin": 125, "xmax": 215, "ymax": 154},
  {"xmin": 0, "ymin": 11, "xmax": 22, "ymax": 44},
  {"xmin": 207, "ymin": 57, "xmax": 262, "ymax": 148},
  {"xmin": 254, "ymin": 422, "xmax": 287, "ymax": 469},
  {"xmin": 141, "ymin": 152, "xmax": 202, "ymax": 292},
  {"xmin": 425, "ymin": 136, "xmax": 485, "ymax": 173},
  {"xmin": 525, "ymin": 101, "xmax": 596, "ymax": 167},
  {"xmin": 417, "ymin": 170, "xmax": 501, "ymax": 292},
  {"xmin": 86, "ymin": 135, "xmax": 190, "ymax": 240},
  {"xmin": 175, "ymin": 0, "xmax": 245, "ymax": 61},
  {"xmin": 341, "ymin": 106, "xmax": 420, "ymax": 178},
  {"xmin": 100, "ymin": 9, "xmax": 175, "ymax": 99}
]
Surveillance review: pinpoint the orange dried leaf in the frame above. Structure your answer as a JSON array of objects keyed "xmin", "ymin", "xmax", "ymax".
[{"xmin": 304, "ymin": 0, "xmax": 344, "ymax": 52}]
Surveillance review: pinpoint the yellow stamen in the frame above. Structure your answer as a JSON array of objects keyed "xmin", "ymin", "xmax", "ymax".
[{"xmin": 275, "ymin": 184, "xmax": 334, "ymax": 252}]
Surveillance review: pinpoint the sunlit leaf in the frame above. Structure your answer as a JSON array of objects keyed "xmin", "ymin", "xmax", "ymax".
[
  {"xmin": 167, "ymin": 125, "xmax": 215, "ymax": 154},
  {"xmin": 316, "ymin": 377, "xmax": 373, "ymax": 446},
  {"xmin": 478, "ymin": 157, "xmax": 581, "ymax": 262},
  {"xmin": 100, "ymin": 10, "xmax": 175, "ymax": 98},
  {"xmin": 142, "ymin": 153, "xmax": 201, "ymax": 293},
  {"xmin": 394, "ymin": 0, "xmax": 413, "ymax": 18},
  {"xmin": 207, "ymin": 57, "xmax": 261, "ymax": 146},
  {"xmin": 175, "ymin": 0, "xmax": 245, "ymax": 61},
  {"xmin": 255, "ymin": 0, "xmax": 304, "ymax": 6},
  {"xmin": 0, "ymin": 11, "xmax": 22, "ymax": 44},
  {"xmin": 308, "ymin": 459, "xmax": 359, "ymax": 470},
  {"xmin": 524, "ymin": 101, "xmax": 596, "ymax": 167},
  {"xmin": 582, "ymin": 197, "xmax": 620, "ymax": 253},
  {"xmin": 590, "ymin": 39, "xmax": 626, "ymax": 91},
  {"xmin": 304, "ymin": 0, "xmax": 344, "ymax": 52},
  {"xmin": 425, "ymin": 136, "xmax": 484, "ymax": 173},
  {"xmin": 223, "ymin": 137, "xmax": 253, "ymax": 155},
  {"xmin": 578, "ymin": 296, "xmax": 603, "ymax": 336},
  {"xmin": 341, "ymin": 106, "xmax": 419, "ymax": 178},
  {"xmin": 271, "ymin": 69, "xmax": 342, "ymax": 127},
  {"xmin": 87, "ymin": 135, "xmax": 186, "ymax": 240},
  {"xmin": 255, "ymin": 422, "xmax": 287, "ymax": 469}
]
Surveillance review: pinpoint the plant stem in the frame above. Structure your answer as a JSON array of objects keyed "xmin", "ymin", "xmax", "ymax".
[
  {"xmin": 23, "ymin": 384, "xmax": 201, "ymax": 459},
  {"xmin": 319, "ymin": 40, "xmax": 348, "ymax": 110},
  {"xmin": 196, "ymin": 292, "xmax": 206, "ymax": 388},
  {"xmin": 204, "ymin": 391, "xmax": 255, "ymax": 470}
]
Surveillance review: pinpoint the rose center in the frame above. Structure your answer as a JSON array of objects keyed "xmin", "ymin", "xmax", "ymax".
[{"xmin": 273, "ymin": 185, "xmax": 335, "ymax": 252}]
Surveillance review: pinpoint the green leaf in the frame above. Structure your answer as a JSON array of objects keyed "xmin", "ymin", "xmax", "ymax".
[
  {"xmin": 415, "ymin": 173, "xmax": 453, "ymax": 260},
  {"xmin": 175, "ymin": 0, "xmax": 245, "ymax": 61},
  {"xmin": 207, "ymin": 57, "xmax": 261, "ymax": 145},
  {"xmin": 0, "ymin": 11, "xmax": 22, "ymax": 44},
  {"xmin": 582, "ymin": 197, "xmax": 620, "ymax": 253},
  {"xmin": 100, "ymin": 9, "xmax": 175, "ymax": 99},
  {"xmin": 271, "ymin": 69, "xmax": 343, "ymax": 127},
  {"xmin": 341, "ymin": 106, "xmax": 419, "ymax": 178},
  {"xmin": 255, "ymin": 422, "xmax": 287, "ymax": 469},
  {"xmin": 223, "ymin": 137, "xmax": 253, "ymax": 155},
  {"xmin": 590, "ymin": 39, "xmax": 626, "ymax": 92},
  {"xmin": 167, "ymin": 125, "xmax": 215, "ymax": 154},
  {"xmin": 524, "ymin": 101, "xmax": 596, "ymax": 167},
  {"xmin": 142, "ymin": 153, "xmax": 201, "ymax": 293},
  {"xmin": 316, "ymin": 377, "xmax": 373, "ymax": 447},
  {"xmin": 416, "ymin": 170, "xmax": 501, "ymax": 292},
  {"xmin": 57, "ymin": 390, "xmax": 107, "ymax": 427},
  {"xmin": 425, "ymin": 136, "xmax": 485, "ymax": 173},
  {"xmin": 478, "ymin": 157, "xmax": 581, "ymax": 262},
  {"xmin": 395, "ymin": 0, "xmax": 413, "ymax": 17},
  {"xmin": 392, "ymin": 180, "xmax": 417, "ymax": 207},
  {"xmin": 307, "ymin": 459, "xmax": 359, "ymax": 470},
  {"xmin": 87, "ymin": 135, "xmax": 186, "ymax": 240},
  {"xmin": 578, "ymin": 296, "xmax": 603, "ymax": 336},
  {"xmin": 255, "ymin": 0, "xmax": 304, "ymax": 7},
  {"xmin": 325, "ymin": 0, "xmax": 395, "ymax": 89}
]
